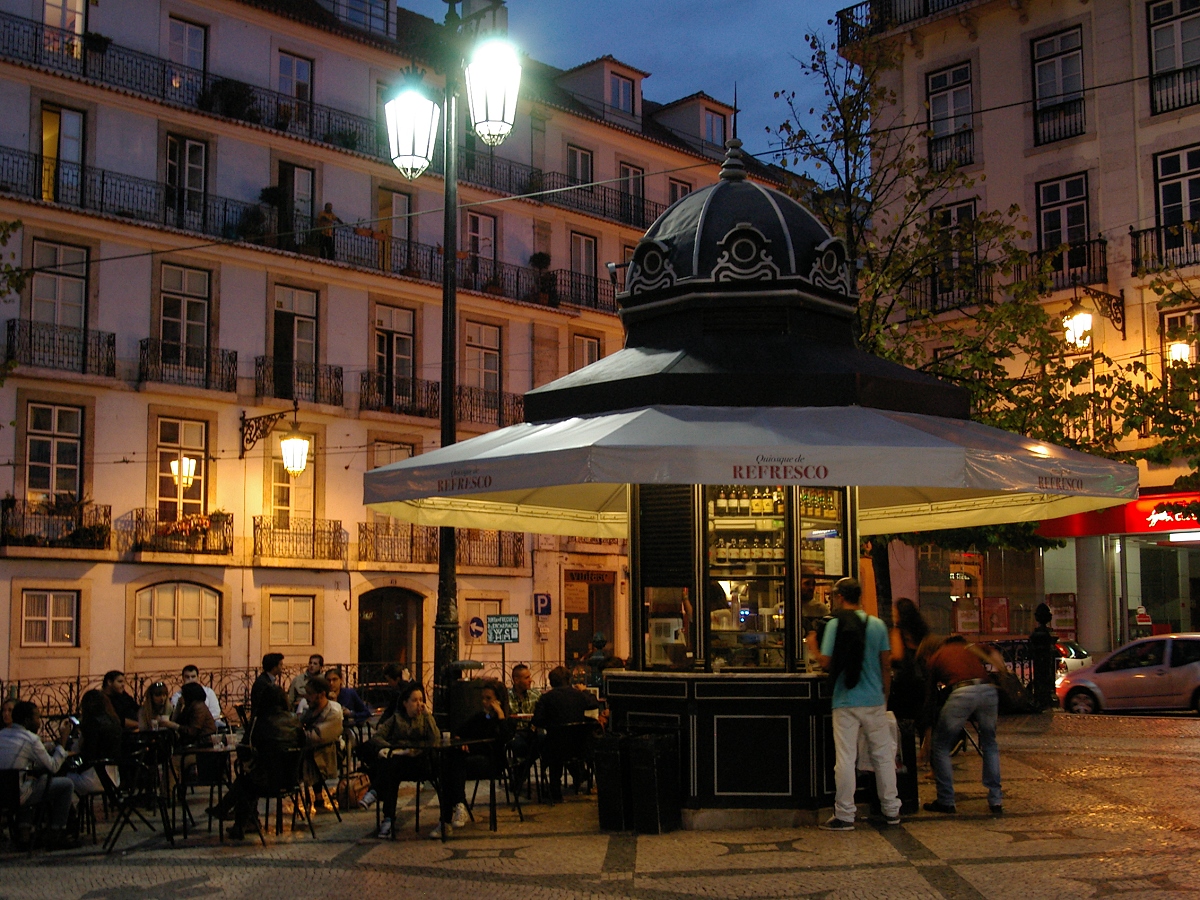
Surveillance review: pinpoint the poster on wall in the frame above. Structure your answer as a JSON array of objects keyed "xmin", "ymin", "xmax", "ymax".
[
  {"xmin": 981, "ymin": 597, "xmax": 1010, "ymax": 635},
  {"xmin": 1045, "ymin": 593, "xmax": 1077, "ymax": 641},
  {"xmin": 955, "ymin": 597, "xmax": 980, "ymax": 633}
]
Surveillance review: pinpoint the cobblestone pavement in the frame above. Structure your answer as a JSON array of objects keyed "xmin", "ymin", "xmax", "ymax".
[{"xmin": 3, "ymin": 713, "xmax": 1200, "ymax": 899}]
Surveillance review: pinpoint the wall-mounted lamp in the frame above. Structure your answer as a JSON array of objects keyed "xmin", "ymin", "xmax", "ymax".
[
  {"xmin": 1168, "ymin": 340, "xmax": 1193, "ymax": 365},
  {"xmin": 240, "ymin": 399, "xmax": 310, "ymax": 478},
  {"xmin": 1063, "ymin": 278, "xmax": 1126, "ymax": 350},
  {"xmin": 170, "ymin": 455, "xmax": 197, "ymax": 490}
]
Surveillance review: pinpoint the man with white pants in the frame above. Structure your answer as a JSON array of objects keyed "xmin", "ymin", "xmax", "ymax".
[{"xmin": 806, "ymin": 577, "xmax": 901, "ymax": 831}]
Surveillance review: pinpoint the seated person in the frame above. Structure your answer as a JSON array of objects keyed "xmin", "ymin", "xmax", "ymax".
[
  {"xmin": 364, "ymin": 682, "xmax": 447, "ymax": 839},
  {"xmin": 251, "ymin": 653, "xmax": 285, "ymax": 714},
  {"xmin": 69, "ymin": 689, "xmax": 123, "ymax": 798},
  {"xmin": 301, "ymin": 676, "xmax": 342, "ymax": 788},
  {"xmin": 0, "ymin": 701, "xmax": 77, "ymax": 849},
  {"xmin": 436, "ymin": 679, "xmax": 514, "ymax": 831},
  {"xmin": 102, "ymin": 670, "xmax": 140, "ymax": 730},
  {"xmin": 530, "ymin": 666, "xmax": 600, "ymax": 801},
  {"xmin": 172, "ymin": 682, "xmax": 217, "ymax": 747},
  {"xmin": 289, "ymin": 654, "xmax": 325, "ymax": 710},
  {"xmin": 377, "ymin": 663, "xmax": 409, "ymax": 722},
  {"xmin": 210, "ymin": 685, "xmax": 303, "ymax": 840},
  {"xmin": 138, "ymin": 681, "xmax": 179, "ymax": 733},
  {"xmin": 326, "ymin": 668, "xmax": 370, "ymax": 727},
  {"xmin": 170, "ymin": 665, "xmax": 223, "ymax": 727}
]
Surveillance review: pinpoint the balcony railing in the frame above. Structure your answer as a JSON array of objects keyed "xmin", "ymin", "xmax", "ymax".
[
  {"xmin": 458, "ymin": 147, "xmax": 543, "ymax": 196},
  {"xmin": 255, "ymin": 357, "xmax": 344, "ymax": 406},
  {"xmin": 1, "ymin": 499, "xmax": 111, "ymax": 549},
  {"xmin": 1151, "ymin": 63, "xmax": 1200, "ymax": 115},
  {"xmin": 0, "ymin": 11, "xmax": 379, "ymax": 155},
  {"xmin": 138, "ymin": 338, "xmax": 237, "ymax": 392},
  {"xmin": 929, "ymin": 130, "xmax": 974, "ymax": 171},
  {"xmin": 1013, "ymin": 238, "xmax": 1107, "ymax": 293},
  {"xmin": 129, "ymin": 508, "xmax": 233, "ymax": 554},
  {"xmin": 359, "ymin": 373, "xmax": 440, "ymax": 418},
  {"xmin": 315, "ymin": 0, "xmax": 396, "ymax": 39},
  {"xmin": 253, "ymin": 516, "xmax": 346, "ymax": 560},
  {"xmin": 540, "ymin": 173, "xmax": 667, "ymax": 229},
  {"xmin": 552, "ymin": 269, "xmax": 619, "ymax": 313},
  {"xmin": 457, "ymin": 529, "xmax": 525, "ymax": 567},
  {"xmin": 1131, "ymin": 219, "xmax": 1200, "ymax": 273},
  {"xmin": 903, "ymin": 264, "xmax": 993, "ymax": 315},
  {"xmin": 456, "ymin": 384, "xmax": 524, "ymax": 428},
  {"xmin": 1034, "ymin": 97, "xmax": 1085, "ymax": 146},
  {"xmin": 358, "ymin": 521, "xmax": 439, "ymax": 563},
  {"xmin": 6, "ymin": 318, "xmax": 115, "ymax": 376},
  {"xmin": 836, "ymin": 0, "xmax": 975, "ymax": 44}
]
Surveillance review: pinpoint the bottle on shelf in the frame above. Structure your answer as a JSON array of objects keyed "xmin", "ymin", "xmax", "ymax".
[
  {"xmin": 716, "ymin": 537, "xmax": 729, "ymax": 565},
  {"xmin": 774, "ymin": 488, "xmax": 784, "ymax": 516},
  {"xmin": 716, "ymin": 489, "xmax": 728, "ymax": 516},
  {"xmin": 750, "ymin": 488, "xmax": 762, "ymax": 516},
  {"xmin": 739, "ymin": 488, "xmax": 751, "ymax": 517}
]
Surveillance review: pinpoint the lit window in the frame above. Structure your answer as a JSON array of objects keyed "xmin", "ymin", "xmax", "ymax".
[
  {"xmin": 135, "ymin": 582, "xmax": 220, "ymax": 647},
  {"xmin": 21, "ymin": 590, "xmax": 78, "ymax": 647}
]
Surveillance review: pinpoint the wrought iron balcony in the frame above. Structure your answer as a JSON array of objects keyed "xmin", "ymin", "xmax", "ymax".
[
  {"xmin": 315, "ymin": 0, "xmax": 397, "ymax": 39},
  {"xmin": 1, "ymin": 498, "xmax": 111, "ymax": 549},
  {"xmin": 1131, "ymin": 219, "xmax": 1200, "ymax": 273},
  {"xmin": 253, "ymin": 516, "xmax": 346, "ymax": 560},
  {"xmin": 551, "ymin": 269, "xmax": 618, "ymax": 313},
  {"xmin": 358, "ymin": 521, "xmax": 438, "ymax": 564},
  {"xmin": 928, "ymin": 130, "xmax": 974, "ymax": 171},
  {"xmin": 1012, "ymin": 238, "xmax": 1107, "ymax": 293},
  {"xmin": 1151, "ymin": 62, "xmax": 1200, "ymax": 115},
  {"xmin": 129, "ymin": 508, "xmax": 233, "ymax": 554},
  {"xmin": 538, "ymin": 172, "xmax": 666, "ymax": 229},
  {"xmin": 458, "ymin": 146, "xmax": 543, "ymax": 196},
  {"xmin": 138, "ymin": 338, "xmax": 237, "ymax": 392},
  {"xmin": 903, "ymin": 264, "xmax": 993, "ymax": 315},
  {"xmin": 1034, "ymin": 97, "xmax": 1085, "ymax": 146},
  {"xmin": 6, "ymin": 318, "xmax": 115, "ymax": 376},
  {"xmin": 359, "ymin": 373, "xmax": 440, "ymax": 418},
  {"xmin": 456, "ymin": 384, "xmax": 524, "ymax": 428},
  {"xmin": 457, "ymin": 529, "xmax": 525, "ymax": 567},
  {"xmin": 837, "ymin": 0, "xmax": 976, "ymax": 44},
  {"xmin": 254, "ymin": 357, "xmax": 344, "ymax": 406}
]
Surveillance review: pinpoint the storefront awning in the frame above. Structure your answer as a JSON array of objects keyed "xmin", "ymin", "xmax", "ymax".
[
  {"xmin": 1038, "ymin": 491, "xmax": 1200, "ymax": 538},
  {"xmin": 364, "ymin": 405, "xmax": 1138, "ymax": 537}
]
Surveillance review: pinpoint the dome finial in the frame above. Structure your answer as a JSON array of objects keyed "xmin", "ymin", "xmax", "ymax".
[{"xmin": 719, "ymin": 137, "xmax": 747, "ymax": 181}]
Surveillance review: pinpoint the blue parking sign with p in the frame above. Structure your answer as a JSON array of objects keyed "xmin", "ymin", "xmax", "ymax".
[{"xmin": 534, "ymin": 593, "xmax": 552, "ymax": 616}]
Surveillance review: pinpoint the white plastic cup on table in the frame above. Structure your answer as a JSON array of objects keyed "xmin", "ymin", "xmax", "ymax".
[{"xmin": 440, "ymin": 731, "xmax": 451, "ymax": 744}]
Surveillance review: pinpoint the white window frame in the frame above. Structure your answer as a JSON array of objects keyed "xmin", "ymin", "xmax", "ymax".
[
  {"xmin": 572, "ymin": 334, "xmax": 600, "ymax": 372},
  {"xmin": 168, "ymin": 16, "xmax": 206, "ymax": 71},
  {"xmin": 1037, "ymin": 173, "xmax": 1089, "ymax": 252},
  {"xmin": 25, "ymin": 402, "xmax": 82, "ymax": 502},
  {"xmin": 570, "ymin": 231, "xmax": 597, "ymax": 278},
  {"xmin": 1034, "ymin": 28, "xmax": 1083, "ymax": 106},
  {"xmin": 1156, "ymin": 144, "xmax": 1200, "ymax": 226},
  {"xmin": 157, "ymin": 417, "xmax": 207, "ymax": 520},
  {"xmin": 669, "ymin": 179, "xmax": 691, "ymax": 204},
  {"xmin": 269, "ymin": 594, "xmax": 314, "ymax": 646},
  {"xmin": 1151, "ymin": 0, "xmax": 1200, "ymax": 73},
  {"xmin": 927, "ymin": 63, "xmax": 973, "ymax": 137},
  {"xmin": 467, "ymin": 211, "xmax": 496, "ymax": 261},
  {"xmin": 610, "ymin": 73, "xmax": 634, "ymax": 113},
  {"xmin": 567, "ymin": 144, "xmax": 593, "ymax": 187},
  {"xmin": 618, "ymin": 162, "xmax": 644, "ymax": 199},
  {"xmin": 278, "ymin": 51, "xmax": 312, "ymax": 102},
  {"xmin": 464, "ymin": 320, "xmax": 501, "ymax": 392},
  {"xmin": 704, "ymin": 110, "xmax": 726, "ymax": 145},
  {"xmin": 135, "ymin": 582, "xmax": 220, "ymax": 648},
  {"xmin": 31, "ymin": 239, "xmax": 86, "ymax": 328},
  {"xmin": 21, "ymin": 589, "xmax": 78, "ymax": 647}
]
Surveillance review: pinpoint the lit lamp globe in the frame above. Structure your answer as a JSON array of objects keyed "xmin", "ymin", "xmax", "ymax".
[
  {"xmin": 1062, "ymin": 300, "xmax": 1093, "ymax": 350},
  {"xmin": 1168, "ymin": 340, "xmax": 1193, "ymax": 364},
  {"xmin": 385, "ymin": 84, "xmax": 441, "ymax": 180},
  {"xmin": 279, "ymin": 426, "xmax": 310, "ymax": 478},
  {"xmin": 170, "ymin": 455, "xmax": 197, "ymax": 490},
  {"xmin": 464, "ymin": 38, "xmax": 522, "ymax": 146}
]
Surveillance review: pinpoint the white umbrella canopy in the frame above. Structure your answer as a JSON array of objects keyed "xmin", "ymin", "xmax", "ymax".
[{"xmin": 363, "ymin": 405, "xmax": 1138, "ymax": 537}]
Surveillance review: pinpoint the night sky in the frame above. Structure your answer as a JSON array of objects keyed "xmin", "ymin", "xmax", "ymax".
[{"xmin": 402, "ymin": 0, "xmax": 847, "ymax": 165}]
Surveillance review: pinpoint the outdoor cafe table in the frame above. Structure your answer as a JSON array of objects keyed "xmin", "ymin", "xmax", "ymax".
[
  {"xmin": 173, "ymin": 742, "xmax": 236, "ymax": 839},
  {"xmin": 381, "ymin": 736, "xmax": 496, "ymax": 840}
]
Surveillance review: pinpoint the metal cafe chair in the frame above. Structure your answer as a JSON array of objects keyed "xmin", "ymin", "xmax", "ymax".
[
  {"xmin": 537, "ymin": 722, "xmax": 597, "ymax": 803},
  {"xmin": 236, "ymin": 746, "xmax": 314, "ymax": 845},
  {"xmin": 373, "ymin": 751, "xmax": 438, "ymax": 839},
  {"xmin": 0, "ymin": 768, "xmax": 49, "ymax": 854},
  {"xmin": 175, "ymin": 746, "xmax": 233, "ymax": 840},
  {"xmin": 302, "ymin": 743, "xmax": 342, "ymax": 823}
]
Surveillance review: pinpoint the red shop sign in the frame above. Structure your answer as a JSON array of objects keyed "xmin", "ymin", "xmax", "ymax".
[{"xmin": 1038, "ymin": 492, "xmax": 1200, "ymax": 538}]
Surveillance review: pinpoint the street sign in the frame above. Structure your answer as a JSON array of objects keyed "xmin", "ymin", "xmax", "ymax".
[
  {"xmin": 1135, "ymin": 606, "xmax": 1152, "ymax": 626},
  {"xmin": 467, "ymin": 616, "xmax": 485, "ymax": 639},
  {"xmin": 533, "ymin": 593, "xmax": 552, "ymax": 616},
  {"xmin": 487, "ymin": 614, "xmax": 520, "ymax": 644}
]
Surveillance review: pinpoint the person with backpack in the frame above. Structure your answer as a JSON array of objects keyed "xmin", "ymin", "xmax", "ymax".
[{"xmin": 805, "ymin": 577, "xmax": 901, "ymax": 831}]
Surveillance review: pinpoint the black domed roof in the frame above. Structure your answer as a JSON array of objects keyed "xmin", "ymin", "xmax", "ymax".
[{"xmin": 621, "ymin": 140, "xmax": 855, "ymax": 306}]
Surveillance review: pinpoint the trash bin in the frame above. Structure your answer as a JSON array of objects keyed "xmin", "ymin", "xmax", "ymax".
[
  {"xmin": 628, "ymin": 732, "xmax": 680, "ymax": 834},
  {"xmin": 594, "ymin": 733, "xmax": 631, "ymax": 831}
]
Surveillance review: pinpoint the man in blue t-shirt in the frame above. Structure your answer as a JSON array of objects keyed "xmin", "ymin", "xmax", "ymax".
[{"xmin": 806, "ymin": 577, "xmax": 901, "ymax": 831}]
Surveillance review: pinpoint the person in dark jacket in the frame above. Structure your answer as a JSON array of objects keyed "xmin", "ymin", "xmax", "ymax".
[
  {"xmin": 437, "ymin": 679, "xmax": 514, "ymax": 835},
  {"xmin": 173, "ymin": 682, "xmax": 217, "ymax": 747},
  {"xmin": 531, "ymin": 666, "xmax": 599, "ymax": 801},
  {"xmin": 102, "ymin": 670, "xmax": 140, "ymax": 730},
  {"xmin": 1028, "ymin": 603, "xmax": 1057, "ymax": 710},
  {"xmin": 366, "ymin": 682, "xmax": 440, "ymax": 839},
  {"xmin": 326, "ymin": 668, "xmax": 370, "ymax": 726},
  {"xmin": 888, "ymin": 598, "xmax": 930, "ymax": 815},
  {"xmin": 67, "ymin": 689, "xmax": 123, "ymax": 797},
  {"xmin": 251, "ymin": 653, "xmax": 285, "ymax": 714}
]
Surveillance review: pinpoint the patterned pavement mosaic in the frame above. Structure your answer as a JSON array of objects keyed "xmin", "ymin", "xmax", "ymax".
[{"xmin": 2, "ymin": 713, "xmax": 1199, "ymax": 899}]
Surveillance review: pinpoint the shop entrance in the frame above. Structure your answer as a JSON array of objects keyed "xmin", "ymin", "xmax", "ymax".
[
  {"xmin": 358, "ymin": 586, "xmax": 422, "ymax": 681},
  {"xmin": 563, "ymin": 570, "xmax": 614, "ymax": 665}
]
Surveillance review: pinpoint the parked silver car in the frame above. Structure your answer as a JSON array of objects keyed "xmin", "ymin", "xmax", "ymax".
[{"xmin": 1058, "ymin": 634, "xmax": 1200, "ymax": 714}]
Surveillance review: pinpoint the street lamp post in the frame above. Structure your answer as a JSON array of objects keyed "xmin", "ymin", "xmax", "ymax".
[{"xmin": 384, "ymin": 0, "xmax": 520, "ymax": 717}]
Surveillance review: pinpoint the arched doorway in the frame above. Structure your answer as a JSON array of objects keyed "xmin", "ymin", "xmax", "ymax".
[{"xmin": 358, "ymin": 586, "xmax": 423, "ymax": 681}]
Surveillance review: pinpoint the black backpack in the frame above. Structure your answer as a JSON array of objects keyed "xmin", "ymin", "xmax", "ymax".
[{"xmin": 828, "ymin": 610, "xmax": 867, "ymax": 689}]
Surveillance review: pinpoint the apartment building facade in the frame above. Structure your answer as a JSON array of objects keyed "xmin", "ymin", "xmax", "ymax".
[
  {"xmin": 837, "ymin": 0, "xmax": 1200, "ymax": 652},
  {"xmin": 0, "ymin": 0, "xmax": 763, "ymax": 696}
]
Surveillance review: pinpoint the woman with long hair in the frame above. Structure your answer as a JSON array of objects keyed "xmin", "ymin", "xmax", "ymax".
[
  {"xmin": 888, "ymin": 598, "xmax": 932, "ymax": 814},
  {"xmin": 366, "ymin": 681, "xmax": 439, "ymax": 839},
  {"xmin": 138, "ymin": 681, "xmax": 179, "ymax": 732},
  {"xmin": 172, "ymin": 681, "xmax": 217, "ymax": 747},
  {"xmin": 68, "ymin": 689, "xmax": 123, "ymax": 797}
]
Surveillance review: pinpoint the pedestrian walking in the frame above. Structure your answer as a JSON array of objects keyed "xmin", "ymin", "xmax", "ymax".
[
  {"xmin": 806, "ymin": 577, "xmax": 901, "ymax": 831},
  {"xmin": 923, "ymin": 637, "xmax": 1003, "ymax": 816},
  {"xmin": 1028, "ymin": 603, "xmax": 1057, "ymax": 710},
  {"xmin": 888, "ymin": 597, "xmax": 929, "ymax": 815}
]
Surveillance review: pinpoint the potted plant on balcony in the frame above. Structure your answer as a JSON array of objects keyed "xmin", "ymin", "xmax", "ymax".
[
  {"xmin": 529, "ymin": 252, "xmax": 556, "ymax": 306},
  {"xmin": 82, "ymin": 31, "xmax": 112, "ymax": 55}
]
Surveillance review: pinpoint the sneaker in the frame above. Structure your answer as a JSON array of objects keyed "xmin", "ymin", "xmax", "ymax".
[
  {"xmin": 922, "ymin": 801, "xmax": 957, "ymax": 814},
  {"xmin": 451, "ymin": 802, "xmax": 469, "ymax": 829},
  {"xmin": 359, "ymin": 789, "xmax": 377, "ymax": 810},
  {"xmin": 885, "ymin": 813, "xmax": 902, "ymax": 826},
  {"xmin": 376, "ymin": 817, "xmax": 393, "ymax": 838},
  {"xmin": 988, "ymin": 804, "xmax": 1003, "ymax": 816},
  {"xmin": 819, "ymin": 816, "xmax": 855, "ymax": 831},
  {"xmin": 428, "ymin": 821, "xmax": 452, "ymax": 840}
]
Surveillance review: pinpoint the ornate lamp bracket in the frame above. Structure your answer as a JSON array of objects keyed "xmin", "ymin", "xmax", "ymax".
[
  {"xmin": 240, "ymin": 399, "xmax": 299, "ymax": 458},
  {"xmin": 1081, "ymin": 285, "xmax": 1126, "ymax": 340}
]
